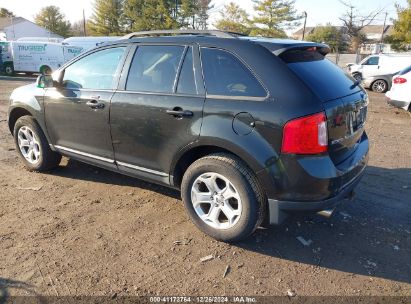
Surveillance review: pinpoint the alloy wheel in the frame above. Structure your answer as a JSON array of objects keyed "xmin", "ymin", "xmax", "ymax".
[
  {"xmin": 372, "ymin": 80, "xmax": 387, "ymax": 93},
  {"xmin": 191, "ymin": 172, "xmax": 242, "ymax": 230},
  {"xmin": 17, "ymin": 126, "xmax": 41, "ymax": 164}
]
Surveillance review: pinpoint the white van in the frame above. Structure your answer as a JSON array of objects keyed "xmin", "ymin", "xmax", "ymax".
[
  {"xmin": 62, "ymin": 36, "xmax": 120, "ymax": 52},
  {"xmin": 10, "ymin": 41, "xmax": 65, "ymax": 74},
  {"xmin": 349, "ymin": 54, "xmax": 411, "ymax": 80}
]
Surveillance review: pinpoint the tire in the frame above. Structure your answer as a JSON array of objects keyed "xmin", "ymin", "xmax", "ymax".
[
  {"xmin": 13, "ymin": 116, "xmax": 61, "ymax": 171},
  {"xmin": 352, "ymin": 73, "xmax": 362, "ymax": 82},
  {"xmin": 40, "ymin": 65, "xmax": 51, "ymax": 75},
  {"xmin": 4, "ymin": 63, "xmax": 14, "ymax": 76},
  {"xmin": 181, "ymin": 153, "xmax": 266, "ymax": 242},
  {"xmin": 371, "ymin": 79, "xmax": 388, "ymax": 93}
]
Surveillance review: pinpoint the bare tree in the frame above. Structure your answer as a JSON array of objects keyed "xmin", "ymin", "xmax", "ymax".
[{"xmin": 339, "ymin": 0, "xmax": 384, "ymax": 50}]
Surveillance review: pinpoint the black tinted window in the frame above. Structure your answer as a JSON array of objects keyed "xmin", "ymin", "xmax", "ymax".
[
  {"xmin": 399, "ymin": 65, "xmax": 411, "ymax": 75},
  {"xmin": 63, "ymin": 47, "xmax": 125, "ymax": 90},
  {"xmin": 177, "ymin": 48, "xmax": 197, "ymax": 95},
  {"xmin": 201, "ymin": 48, "xmax": 266, "ymax": 97},
  {"xmin": 126, "ymin": 46, "xmax": 185, "ymax": 93}
]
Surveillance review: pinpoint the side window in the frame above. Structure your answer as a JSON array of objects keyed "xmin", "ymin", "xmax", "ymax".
[
  {"xmin": 126, "ymin": 45, "xmax": 185, "ymax": 93},
  {"xmin": 62, "ymin": 47, "xmax": 125, "ymax": 90},
  {"xmin": 201, "ymin": 48, "xmax": 266, "ymax": 97},
  {"xmin": 364, "ymin": 57, "xmax": 379, "ymax": 66},
  {"xmin": 177, "ymin": 48, "xmax": 197, "ymax": 95}
]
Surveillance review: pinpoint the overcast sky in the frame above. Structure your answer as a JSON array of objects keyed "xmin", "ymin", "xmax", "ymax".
[{"xmin": 0, "ymin": 0, "xmax": 407, "ymax": 30}]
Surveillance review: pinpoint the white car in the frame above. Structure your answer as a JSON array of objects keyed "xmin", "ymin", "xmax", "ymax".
[{"xmin": 386, "ymin": 66, "xmax": 411, "ymax": 111}]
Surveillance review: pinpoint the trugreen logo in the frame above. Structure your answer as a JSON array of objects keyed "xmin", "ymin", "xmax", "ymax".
[{"xmin": 18, "ymin": 44, "xmax": 47, "ymax": 52}]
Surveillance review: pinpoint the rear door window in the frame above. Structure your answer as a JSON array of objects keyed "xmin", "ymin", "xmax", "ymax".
[
  {"xmin": 126, "ymin": 45, "xmax": 185, "ymax": 93},
  {"xmin": 201, "ymin": 48, "xmax": 267, "ymax": 98}
]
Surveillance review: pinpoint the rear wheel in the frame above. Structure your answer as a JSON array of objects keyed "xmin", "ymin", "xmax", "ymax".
[
  {"xmin": 181, "ymin": 153, "xmax": 266, "ymax": 242},
  {"xmin": 4, "ymin": 63, "xmax": 14, "ymax": 76},
  {"xmin": 371, "ymin": 79, "xmax": 388, "ymax": 93},
  {"xmin": 13, "ymin": 116, "xmax": 61, "ymax": 171}
]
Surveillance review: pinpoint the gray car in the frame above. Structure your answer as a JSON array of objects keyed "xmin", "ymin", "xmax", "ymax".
[{"xmin": 361, "ymin": 74, "xmax": 396, "ymax": 93}]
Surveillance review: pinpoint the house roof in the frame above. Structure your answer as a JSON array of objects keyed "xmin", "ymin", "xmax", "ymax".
[
  {"xmin": 359, "ymin": 25, "xmax": 394, "ymax": 36},
  {"xmin": 293, "ymin": 24, "xmax": 394, "ymax": 37},
  {"xmin": 0, "ymin": 17, "xmax": 26, "ymax": 30}
]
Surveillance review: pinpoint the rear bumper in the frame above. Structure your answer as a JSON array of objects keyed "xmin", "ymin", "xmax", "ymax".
[
  {"xmin": 264, "ymin": 133, "xmax": 369, "ymax": 225},
  {"xmin": 267, "ymin": 165, "xmax": 365, "ymax": 224},
  {"xmin": 386, "ymin": 96, "xmax": 410, "ymax": 110}
]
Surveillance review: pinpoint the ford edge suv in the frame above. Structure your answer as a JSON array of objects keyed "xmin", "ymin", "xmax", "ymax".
[{"xmin": 8, "ymin": 30, "xmax": 369, "ymax": 242}]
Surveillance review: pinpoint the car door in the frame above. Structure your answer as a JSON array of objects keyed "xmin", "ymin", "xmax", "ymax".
[
  {"xmin": 44, "ymin": 46, "xmax": 128, "ymax": 165},
  {"xmin": 361, "ymin": 56, "xmax": 380, "ymax": 78},
  {"xmin": 110, "ymin": 44, "xmax": 205, "ymax": 184}
]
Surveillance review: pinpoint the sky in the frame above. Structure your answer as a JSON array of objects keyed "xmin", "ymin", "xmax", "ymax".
[{"xmin": 0, "ymin": 0, "xmax": 407, "ymax": 31}]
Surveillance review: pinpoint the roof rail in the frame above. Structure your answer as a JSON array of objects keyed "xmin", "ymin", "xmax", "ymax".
[{"xmin": 122, "ymin": 30, "xmax": 242, "ymax": 39}]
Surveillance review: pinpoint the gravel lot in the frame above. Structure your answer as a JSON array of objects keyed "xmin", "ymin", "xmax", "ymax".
[{"xmin": 0, "ymin": 76, "xmax": 410, "ymax": 298}]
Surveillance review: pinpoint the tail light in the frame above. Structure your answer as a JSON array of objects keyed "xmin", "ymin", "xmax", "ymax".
[
  {"xmin": 281, "ymin": 112, "xmax": 328, "ymax": 154},
  {"xmin": 394, "ymin": 77, "xmax": 407, "ymax": 84}
]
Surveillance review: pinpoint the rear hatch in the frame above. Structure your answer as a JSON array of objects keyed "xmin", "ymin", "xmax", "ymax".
[{"xmin": 279, "ymin": 47, "xmax": 368, "ymax": 165}]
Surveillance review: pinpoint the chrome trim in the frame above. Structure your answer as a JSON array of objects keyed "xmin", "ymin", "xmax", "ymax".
[
  {"xmin": 54, "ymin": 145, "xmax": 115, "ymax": 163},
  {"xmin": 117, "ymin": 161, "xmax": 168, "ymax": 177},
  {"xmin": 54, "ymin": 145, "xmax": 168, "ymax": 177}
]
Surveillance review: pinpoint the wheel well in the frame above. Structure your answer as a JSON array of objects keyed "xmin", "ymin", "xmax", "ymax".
[
  {"xmin": 172, "ymin": 146, "xmax": 248, "ymax": 188},
  {"xmin": 8, "ymin": 108, "xmax": 32, "ymax": 133}
]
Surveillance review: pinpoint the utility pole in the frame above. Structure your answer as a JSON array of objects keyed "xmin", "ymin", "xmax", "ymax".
[
  {"xmin": 83, "ymin": 9, "xmax": 87, "ymax": 37},
  {"xmin": 380, "ymin": 12, "xmax": 388, "ymax": 44},
  {"xmin": 175, "ymin": 0, "xmax": 178, "ymax": 19},
  {"xmin": 302, "ymin": 11, "xmax": 308, "ymax": 40}
]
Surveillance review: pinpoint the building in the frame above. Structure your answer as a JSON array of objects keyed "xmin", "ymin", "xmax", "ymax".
[
  {"xmin": 0, "ymin": 17, "xmax": 63, "ymax": 41},
  {"xmin": 292, "ymin": 24, "xmax": 395, "ymax": 54}
]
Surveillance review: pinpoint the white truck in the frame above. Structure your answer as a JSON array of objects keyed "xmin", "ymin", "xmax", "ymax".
[
  {"xmin": 7, "ymin": 41, "xmax": 83, "ymax": 75},
  {"xmin": 348, "ymin": 54, "xmax": 411, "ymax": 80},
  {"xmin": 11, "ymin": 41, "xmax": 63, "ymax": 75}
]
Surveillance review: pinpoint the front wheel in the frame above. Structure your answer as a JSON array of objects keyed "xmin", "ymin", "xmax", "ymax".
[
  {"xmin": 13, "ymin": 116, "xmax": 61, "ymax": 171},
  {"xmin": 181, "ymin": 153, "xmax": 266, "ymax": 242}
]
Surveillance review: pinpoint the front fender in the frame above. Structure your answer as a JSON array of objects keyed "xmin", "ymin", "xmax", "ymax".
[{"xmin": 8, "ymin": 84, "xmax": 49, "ymax": 142}]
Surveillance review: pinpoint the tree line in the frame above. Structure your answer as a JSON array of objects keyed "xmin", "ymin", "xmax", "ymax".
[{"xmin": 1, "ymin": 0, "xmax": 410, "ymax": 52}]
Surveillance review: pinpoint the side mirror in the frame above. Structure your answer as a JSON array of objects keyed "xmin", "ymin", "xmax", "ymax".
[{"xmin": 36, "ymin": 75, "xmax": 54, "ymax": 88}]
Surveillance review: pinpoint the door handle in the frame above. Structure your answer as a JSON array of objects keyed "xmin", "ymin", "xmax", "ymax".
[
  {"xmin": 86, "ymin": 99, "xmax": 105, "ymax": 109},
  {"xmin": 166, "ymin": 108, "xmax": 193, "ymax": 118}
]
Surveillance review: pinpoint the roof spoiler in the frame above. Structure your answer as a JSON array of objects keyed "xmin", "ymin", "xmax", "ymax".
[{"xmin": 273, "ymin": 43, "xmax": 331, "ymax": 56}]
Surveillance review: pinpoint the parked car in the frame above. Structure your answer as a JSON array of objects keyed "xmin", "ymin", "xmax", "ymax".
[
  {"xmin": 361, "ymin": 73, "xmax": 396, "ymax": 93},
  {"xmin": 348, "ymin": 54, "xmax": 411, "ymax": 91},
  {"xmin": 386, "ymin": 65, "xmax": 411, "ymax": 111},
  {"xmin": 7, "ymin": 30, "xmax": 369, "ymax": 242}
]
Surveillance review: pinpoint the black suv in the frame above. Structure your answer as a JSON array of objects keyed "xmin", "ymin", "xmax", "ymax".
[{"xmin": 8, "ymin": 30, "xmax": 369, "ymax": 242}]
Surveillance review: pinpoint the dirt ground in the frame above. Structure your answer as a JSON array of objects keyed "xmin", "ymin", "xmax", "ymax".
[{"xmin": 0, "ymin": 76, "xmax": 410, "ymax": 298}]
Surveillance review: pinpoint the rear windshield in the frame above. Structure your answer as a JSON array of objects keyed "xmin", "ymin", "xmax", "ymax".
[
  {"xmin": 399, "ymin": 65, "xmax": 411, "ymax": 75},
  {"xmin": 280, "ymin": 50, "xmax": 360, "ymax": 102}
]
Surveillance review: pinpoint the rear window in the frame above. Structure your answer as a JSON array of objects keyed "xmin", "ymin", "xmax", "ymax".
[
  {"xmin": 280, "ymin": 50, "xmax": 360, "ymax": 102},
  {"xmin": 399, "ymin": 65, "xmax": 411, "ymax": 75}
]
